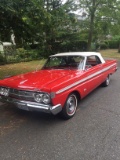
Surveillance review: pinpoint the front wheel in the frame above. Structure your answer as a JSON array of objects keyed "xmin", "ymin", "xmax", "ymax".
[
  {"xmin": 61, "ymin": 93, "xmax": 78, "ymax": 120},
  {"xmin": 102, "ymin": 75, "xmax": 110, "ymax": 87}
]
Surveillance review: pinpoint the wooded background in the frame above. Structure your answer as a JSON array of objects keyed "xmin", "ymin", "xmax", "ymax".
[{"xmin": 0, "ymin": 0, "xmax": 120, "ymax": 63}]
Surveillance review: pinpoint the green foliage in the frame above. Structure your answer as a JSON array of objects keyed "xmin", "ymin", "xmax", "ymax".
[
  {"xmin": 79, "ymin": 0, "xmax": 120, "ymax": 50},
  {"xmin": 98, "ymin": 43, "xmax": 108, "ymax": 50},
  {"xmin": 0, "ymin": 0, "xmax": 78, "ymax": 52},
  {"xmin": 96, "ymin": 39, "xmax": 120, "ymax": 50},
  {"xmin": 16, "ymin": 48, "xmax": 42, "ymax": 61},
  {"xmin": 4, "ymin": 48, "xmax": 43, "ymax": 63},
  {"xmin": 0, "ymin": 0, "xmax": 120, "ymax": 59},
  {"xmin": 106, "ymin": 40, "xmax": 119, "ymax": 49},
  {"xmin": 60, "ymin": 40, "xmax": 87, "ymax": 52},
  {"xmin": 0, "ymin": 52, "xmax": 6, "ymax": 65}
]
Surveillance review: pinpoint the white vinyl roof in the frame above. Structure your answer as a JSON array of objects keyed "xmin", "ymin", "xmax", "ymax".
[
  {"xmin": 51, "ymin": 52, "xmax": 105, "ymax": 63},
  {"xmin": 52, "ymin": 52, "xmax": 100, "ymax": 57}
]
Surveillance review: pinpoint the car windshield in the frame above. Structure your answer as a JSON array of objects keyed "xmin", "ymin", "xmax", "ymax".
[{"xmin": 42, "ymin": 56, "xmax": 85, "ymax": 70}]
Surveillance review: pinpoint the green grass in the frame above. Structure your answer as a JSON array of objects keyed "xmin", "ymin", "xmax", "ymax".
[
  {"xmin": 100, "ymin": 49, "xmax": 120, "ymax": 59},
  {"xmin": 0, "ymin": 49, "xmax": 119, "ymax": 80},
  {"xmin": 0, "ymin": 59, "xmax": 46, "ymax": 79}
]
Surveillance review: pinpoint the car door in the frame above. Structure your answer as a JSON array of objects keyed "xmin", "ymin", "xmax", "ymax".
[{"xmin": 83, "ymin": 55, "xmax": 103, "ymax": 94}]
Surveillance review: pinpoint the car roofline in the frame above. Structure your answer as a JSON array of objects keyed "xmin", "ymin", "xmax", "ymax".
[
  {"xmin": 50, "ymin": 52, "xmax": 105, "ymax": 64},
  {"xmin": 50, "ymin": 52, "xmax": 101, "ymax": 57}
]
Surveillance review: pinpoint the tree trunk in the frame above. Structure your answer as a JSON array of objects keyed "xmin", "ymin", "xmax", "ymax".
[
  {"xmin": 118, "ymin": 43, "xmax": 120, "ymax": 53},
  {"xmin": 87, "ymin": 18, "xmax": 94, "ymax": 51},
  {"xmin": 87, "ymin": 0, "xmax": 96, "ymax": 51}
]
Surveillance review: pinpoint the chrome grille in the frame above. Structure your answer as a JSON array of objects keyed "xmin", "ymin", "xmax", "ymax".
[{"xmin": 9, "ymin": 88, "xmax": 34, "ymax": 101}]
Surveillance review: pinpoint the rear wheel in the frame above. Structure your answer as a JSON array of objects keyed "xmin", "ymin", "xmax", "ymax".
[
  {"xmin": 102, "ymin": 75, "xmax": 110, "ymax": 87},
  {"xmin": 61, "ymin": 93, "xmax": 78, "ymax": 119}
]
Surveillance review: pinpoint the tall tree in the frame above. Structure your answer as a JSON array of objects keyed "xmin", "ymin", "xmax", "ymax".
[
  {"xmin": 0, "ymin": 0, "xmax": 78, "ymax": 52},
  {"xmin": 79, "ymin": 0, "xmax": 119, "ymax": 51},
  {"xmin": 0, "ymin": 0, "xmax": 34, "ymax": 45},
  {"xmin": 39, "ymin": 0, "xmax": 78, "ymax": 53}
]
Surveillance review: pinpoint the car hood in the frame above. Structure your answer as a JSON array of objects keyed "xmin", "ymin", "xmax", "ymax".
[{"xmin": 0, "ymin": 69, "xmax": 83, "ymax": 92}]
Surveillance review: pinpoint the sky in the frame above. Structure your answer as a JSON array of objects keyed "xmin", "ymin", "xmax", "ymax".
[
  {"xmin": 62, "ymin": 0, "xmax": 67, "ymax": 4},
  {"xmin": 62, "ymin": 0, "xmax": 81, "ymax": 15}
]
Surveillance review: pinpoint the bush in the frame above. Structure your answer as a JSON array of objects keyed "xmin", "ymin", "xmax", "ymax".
[
  {"xmin": 96, "ymin": 42, "xmax": 108, "ymax": 50},
  {"xmin": 7, "ymin": 56, "xmax": 21, "ymax": 63},
  {"xmin": 2, "ymin": 47, "xmax": 45, "ymax": 63},
  {"xmin": 28, "ymin": 50, "xmax": 41, "ymax": 59},
  {"xmin": 106, "ymin": 40, "xmax": 119, "ymax": 49},
  {"xmin": 16, "ymin": 48, "xmax": 29, "ymax": 59},
  {"xmin": 100, "ymin": 43, "xmax": 108, "ymax": 49},
  {"xmin": 16, "ymin": 48, "xmax": 42, "ymax": 60},
  {"xmin": 0, "ymin": 53, "xmax": 6, "ymax": 65}
]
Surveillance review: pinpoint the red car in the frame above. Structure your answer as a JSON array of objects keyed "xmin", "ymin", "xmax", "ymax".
[{"xmin": 0, "ymin": 52, "xmax": 117, "ymax": 119}]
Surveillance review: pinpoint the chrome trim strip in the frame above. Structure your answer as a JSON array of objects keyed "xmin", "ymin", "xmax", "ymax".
[
  {"xmin": 27, "ymin": 104, "xmax": 49, "ymax": 110},
  {"xmin": 56, "ymin": 63, "xmax": 116, "ymax": 94}
]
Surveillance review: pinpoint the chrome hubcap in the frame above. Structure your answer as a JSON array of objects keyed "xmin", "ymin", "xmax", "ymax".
[
  {"xmin": 106, "ymin": 76, "xmax": 110, "ymax": 85},
  {"xmin": 66, "ymin": 95, "xmax": 77, "ymax": 116}
]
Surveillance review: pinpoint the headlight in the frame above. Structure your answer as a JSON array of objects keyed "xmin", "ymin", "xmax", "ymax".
[
  {"xmin": 33, "ymin": 93, "xmax": 43, "ymax": 103},
  {"xmin": 42, "ymin": 94, "xmax": 51, "ymax": 104},
  {"xmin": 33, "ymin": 93, "xmax": 51, "ymax": 104},
  {"xmin": 0, "ymin": 87, "xmax": 9, "ymax": 96}
]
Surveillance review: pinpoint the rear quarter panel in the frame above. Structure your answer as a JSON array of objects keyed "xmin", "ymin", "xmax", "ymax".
[{"xmin": 101, "ymin": 59, "xmax": 117, "ymax": 83}]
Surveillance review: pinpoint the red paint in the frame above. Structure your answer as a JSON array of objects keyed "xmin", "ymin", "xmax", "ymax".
[{"xmin": 0, "ymin": 58, "xmax": 117, "ymax": 108}]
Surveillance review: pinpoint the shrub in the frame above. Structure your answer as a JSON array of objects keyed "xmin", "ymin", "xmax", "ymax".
[
  {"xmin": 0, "ymin": 53, "xmax": 6, "ymax": 65},
  {"xmin": 100, "ymin": 43, "xmax": 108, "ymax": 49},
  {"xmin": 96, "ymin": 42, "xmax": 108, "ymax": 50},
  {"xmin": 16, "ymin": 48, "xmax": 29, "ymax": 59},
  {"xmin": 107, "ymin": 40, "xmax": 119, "ymax": 49}
]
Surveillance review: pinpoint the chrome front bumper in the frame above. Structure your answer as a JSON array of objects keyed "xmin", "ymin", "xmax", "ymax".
[{"xmin": 0, "ymin": 96, "xmax": 62, "ymax": 115}]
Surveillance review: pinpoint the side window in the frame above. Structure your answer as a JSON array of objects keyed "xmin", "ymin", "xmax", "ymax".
[
  {"xmin": 67, "ymin": 56, "xmax": 84, "ymax": 69},
  {"xmin": 73, "ymin": 56, "xmax": 82, "ymax": 63},
  {"xmin": 86, "ymin": 55, "xmax": 101, "ymax": 67},
  {"xmin": 45, "ymin": 57, "xmax": 64, "ymax": 67},
  {"xmin": 95, "ymin": 56, "xmax": 101, "ymax": 64}
]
